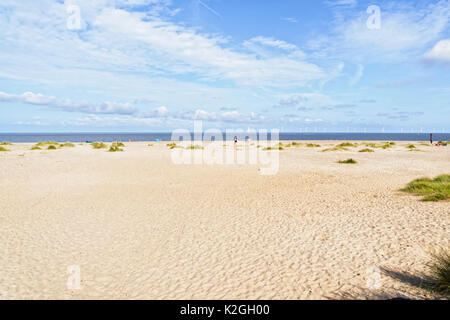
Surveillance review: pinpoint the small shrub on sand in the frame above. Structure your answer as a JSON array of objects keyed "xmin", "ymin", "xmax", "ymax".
[
  {"xmin": 91, "ymin": 142, "xmax": 107, "ymax": 149},
  {"xmin": 30, "ymin": 145, "xmax": 41, "ymax": 150},
  {"xmin": 306, "ymin": 143, "xmax": 321, "ymax": 148},
  {"xmin": 291, "ymin": 142, "xmax": 302, "ymax": 147},
  {"xmin": 263, "ymin": 146, "xmax": 284, "ymax": 151},
  {"xmin": 167, "ymin": 142, "xmax": 177, "ymax": 149},
  {"xmin": 423, "ymin": 250, "xmax": 450, "ymax": 296},
  {"xmin": 406, "ymin": 144, "xmax": 416, "ymax": 149},
  {"xmin": 338, "ymin": 158, "xmax": 357, "ymax": 164},
  {"xmin": 148, "ymin": 144, "xmax": 154, "ymax": 147},
  {"xmin": 0, "ymin": 146, "xmax": 9, "ymax": 151},
  {"xmin": 322, "ymin": 146, "xmax": 349, "ymax": 152},
  {"xmin": 337, "ymin": 142, "xmax": 357, "ymax": 148},
  {"xmin": 0, "ymin": 142, "xmax": 12, "ymax": 145},
  {"xmin": 108, "ymin": 145, "xmax": 123, "ymax": 152},
  {"xmin": 112, "ymin": 142, "xmax": 125, "ymax": 147},
  {"xmin": 36, "ymin": 141, "xmax": 59, "ymax": 147},
  {"xmin": 186, "ymin": 145, "xmax": 204, "ymax": 150},
  {"xmin": 400, "ymin": 174, "xmax": 450, "ymax": 201},
  {"xmin": 364, "ymin": 143, "xmax": 378, "ymax": 148},
  {"xmin": 61, "ymin": 142, "xmax": 75, "ymax": 147},
  {"xmin": 359, "ymin": 148, "xmax": 375, "ymax": 153},
  {"xmin": 47, "ymin": 145, "xmax": 57, "ymax": 150}
]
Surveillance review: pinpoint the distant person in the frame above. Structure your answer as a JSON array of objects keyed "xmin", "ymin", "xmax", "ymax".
[
  {"xmin": 234, "ymin": 136, "xmax": 238, "ymax": 144},
  {"xmin": 430, "ymin": 133, "xmax": 433, "ymax": 145}
]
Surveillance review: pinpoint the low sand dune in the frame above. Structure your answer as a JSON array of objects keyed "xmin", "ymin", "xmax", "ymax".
[{"xmin": 0, "ymin": 141, "xmax": 448, "ymax": 299}]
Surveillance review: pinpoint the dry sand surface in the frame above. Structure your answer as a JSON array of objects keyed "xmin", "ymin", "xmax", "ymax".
[{"xmin": 0, "ymin": 141, "xmax": 449, "ymax": 299}]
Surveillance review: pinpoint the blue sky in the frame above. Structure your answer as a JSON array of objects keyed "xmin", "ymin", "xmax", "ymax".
[{"xmin": 0, "ymin": 0, "xmax": 449, "ymax": 132}]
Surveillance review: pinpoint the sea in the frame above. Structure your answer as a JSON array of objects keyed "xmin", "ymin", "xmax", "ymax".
[{"xmin": 0, "ymin": 132, "xmax": 449, "ymax": 143}]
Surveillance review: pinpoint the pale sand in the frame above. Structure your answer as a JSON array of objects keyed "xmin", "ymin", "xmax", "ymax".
[{"xmin": 0, "ymin": 141, "xmax": 448, "ymax": 300}]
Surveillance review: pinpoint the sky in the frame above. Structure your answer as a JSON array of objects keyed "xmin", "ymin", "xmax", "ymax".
[{"xmin": 0, "ymin": 0, "xmax": 449, "ymax": 133}]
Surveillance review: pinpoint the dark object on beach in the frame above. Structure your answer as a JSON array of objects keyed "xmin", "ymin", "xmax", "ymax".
[{"xmin": 430, "ymin": 133, "xmax": 433, "ymax": 144}]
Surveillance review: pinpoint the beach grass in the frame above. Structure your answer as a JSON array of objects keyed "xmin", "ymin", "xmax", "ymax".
[
  {"xmin": 186, "ymin": 145, "xmax": 204, "ymax": 150},
  {"xmin": 306, "ymin": 143, "xmax": 321, "ymax": 148},
  {"xmin": 263, "ymin": 146, "xmax": 284, "ymax": 151},
  {"xmin": 47, "ymin": 145, "xmax": 57, "ymax": 150},
  {"xmin": 91, "ymin": 142, "xmax": 107, "ymax": 149},
  {"xmin": 400, "ymin": 174, "xmax": 450, "ymax": 201},
  {"xmin": 61, "ymin": 142, "xmax": 75, "ymax": 148},
  {"xmin": 359, "ymin": 148, "xmax": 375, "ymax": 153},
  {"xmin": 422, "ymin": 250, "xmax": 450, "ymax": 297},
  {"xmin": 338, "ymin": 158, "xmax": 357, "ymax": 164},
  {"xmin": 291, "ymin": 142, "xmax": 302, "ymax": 147},
  {"xmin": 0, "ymin": 142, "xmax": 12, "ymax": 145},
  {"xmin": 112, "ymin": 142, "xmax": 125, "ymax": 147},
  {"xmin": 108, "ymin": 145, "xmax": 124, "ymax": 152},
  {"xmin": 337, "ymin": 142, "xmax": 357, "ymax": 148},
  {"xmin": 167, "ymin": 142, "xmax": 177, "ymax": 149},
  {"xmin": 0, "ymin": 146, "xmax": 9, "ymax": 151},
  {"xmin": 406, "ymin": 144, "xmax": 416, "ymax": 149},
  {"xmin": 148, "ymin": 144, "xmax": 154, "ymax": 147},
  {"xmin": 322, "ymin": 146, "xmax": 349, "ymax": 152},
  {"xmin": 30, "ymin": 145, "xmax": 41, "ymax": 150}
]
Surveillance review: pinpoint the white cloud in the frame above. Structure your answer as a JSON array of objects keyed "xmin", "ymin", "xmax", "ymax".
[
  {"xmin": 424, "ymin": 39, "xmax": 450, "ymax": 64},
  {"xmin": 0, "ymin": 91, "xmax": 137, "ymax": 115},
  {"xmin": 245, "ymin": 36, "xmax": 299, "ymax": 51}
]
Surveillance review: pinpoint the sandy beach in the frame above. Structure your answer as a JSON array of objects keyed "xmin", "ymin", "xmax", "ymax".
[{"xmin": 0, "ymin": 141, "xmax": 449, "ymax": 299}]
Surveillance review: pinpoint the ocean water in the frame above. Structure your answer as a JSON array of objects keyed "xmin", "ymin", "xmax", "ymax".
[{"xmin": 0, "ymin": 132, "xmax": 449, "ymax": 143}]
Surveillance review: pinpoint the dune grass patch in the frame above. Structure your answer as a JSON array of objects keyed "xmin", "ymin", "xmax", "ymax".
[
  {"xmin": 338, "ymin": 158, "xmax": 357, "ymax": 164},
  {"xmin": 400, "ymin": 174, "xmax": 450, "ymax": 201},
  {"xmin": 108, "ymin": 145, "xmax": 123, "ymax": 152},
  {"xmin": 47, "ymin": 145, "xmax": 57, "ymax": 150},
  {"xmin": 263, "ymin": 146, "xmax": 284, "ymax": 151},
  {"xmin": 148, "ymin": 144, "xmax": 154, "ymax": 147},
  {"xmin": 112, "ymin": 142, "xmax": 125, "ymax": 147},
  {"xmin": 406, "ymin": 144, "xmax": 416, "ymax": 149},
  {"xmin": 322, "ymin": 146, "xmax": 349, "ymax": 152},
  {"xmin": 61, "ymin": 142, "xmax": 75, "ymax": 147},
  {"xmin": 423, "ymin": 250, "xmax": 450, "ymax": 296},
  {"xmin": 306, "ymin": 143, "xmax": 321, "ymax": 148},
  {"xmin": 186, "ymin": 145, "xmax": 204, "ymax": 150},
  {"xmin": 0, "ymin": 142, "xmax": 12, "ymax": 146},
  {"xmin": 91, "ymin": 142, "xmax": 107, "ymax": 149},
  {"xmin": 359, "ymin": 148, "xmax": 374, "ymax": 153},
  {"xmin": 30, "ymin": 145, "xmax": 41, "ymax": 150},
  {"xmin": 0, "ymin": 146, "xmax": 9, "ymax": 151},
  {"xmin": 337, "ymin": 142, "xmax": 357, "ymax": 148}
]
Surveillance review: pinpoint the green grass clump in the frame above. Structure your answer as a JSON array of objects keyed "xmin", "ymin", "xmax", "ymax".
[
  {"xmin": 35, "ymin": 141, "xmax": 59, "ymax": 147},
  {"xmin": 359, "ymin": 148, "xmax": 374, "ymax": 153},
  {"xmin": 263, "ymin": 146, "xmax": 284, "ymax": 151},
  {"xmin": 47, "ymin": 145, "xmax": 57, "ymax": 150},
  {"xmin": 438, "ymin": 141, "xmax": 448, "ymax": 146},
  {"xmin": 148, "ymin": 144, "xmax": 154, "ymax": 147},
  {"xmin": 186, "ymin": 145, "xmax": 204, "ymax": 150},
  {"xmin": 30, "ymin": 145, "xmax": 41, "ymax": 150},
  {"xmin": 306, "ymin": 143, "xmax": 321, "ymax": 148},
  {"xmin": 91, "ymin": 142, "xmax": 107, "ymax": 149},
  {"xmin": 0, "ymin": 146, "xmax": 9, "ymax": 151},
  {"xmin": 61, "ymin": 142, "xmax": 75, "ymax": 148},
  {"xmin": 112, "ymin": 142, "xmax": 125, "ymax": 147},
  {"xmin": 167, "ymin": 142, "xmax": 177, "ymax": 149},
  {"xmin": 423, "ymin": 250, "xmax": 450, "ymax": 297},
  {"xmin": 322, "ymin": 146, "xmax": 349, "ymax": 152},
  {"xmin": 291, "ymin": 142, "xmax": 302, "ymax": 147},
  {"xmin": 400, "ymin": 174, "xmax": 450, "ymax": 201},
  {"xmin": 108, "ymin": 145, "xmax": 123, "ymax": 152},
  {"xmin": 406, "ymin": 144, "xmax": 416, "ymax": 149},
  {"xmin": 338, "ymin": 158, "xmax": 357, "ymax": 164},
  {"xmin": 0, "ymin": 142, "xmax": 12, "ymax": 145},
  {"xmin": 337, "ymin": 142, "xmax": 357, "ymax": 148}
]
